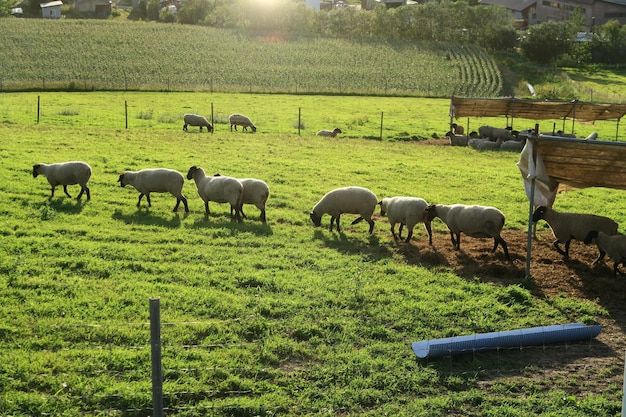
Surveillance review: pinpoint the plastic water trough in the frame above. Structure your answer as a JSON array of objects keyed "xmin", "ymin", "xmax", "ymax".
[{"xmin": 412, "ymin": 322, "xmax": 602, "ymax": 359}]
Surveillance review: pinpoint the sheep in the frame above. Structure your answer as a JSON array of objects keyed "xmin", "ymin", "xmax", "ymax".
[
  {"xmin": 499, "ymin": 138, "xmax": 526, "ymax": 152},
  {"xmin": 117, "ymin": 168, "xmax": 189, "ymax": 212},
  {"xmin": 309, "ymin": 186, "xmax": 378, "ymax": 234},
  {"xmin": 213, "ymin": 173, "xmax": 270, "ymax": 223},
  {"xmin": 183, "ymin": 114, "xmax": 213, "ymax": 132},
  {"xmin": 426, "ymin": 203, "xmax": 510, "ymax": 261},
  {"xmin": 477, "ymin": 137, "xmax": 503, "ymax": 151},
  {"xmin": 33, "ymin": 161, "xmax": 92, "ymax": 200},
  {"xmin": 378, "ymin": 196, "xmax": 432, "ymax": 244},
  {"xmin": 445, "ymin": 131, "xmax": 469, "ymax": 146},
  {"xmin": 468, "ymin": 137, "xmax": 493, "ymax": 150},
  {"xmin": 478, "ymin": 125, "xmax": 512, "ymax": 141},
  {"xmin": 583, "ymin": 230, "xmax": 626, "ymax": 275},
  {"xmin": 317, "ymin": 127, "xmax": 342, "ymax": 138},
  {"xmin": 186, "ymin": 166, "xmax": 244, "ymax": 221},
  {"xmin": 532, "ymin": 206, "xmax": 618, "ymax": 259},
  {"xmin": 229, "ymin": 114, "xmax": 257, "ymax": 132},
  {"xmin": 451, "ymin": 123, "xmax": 464, "ymax": 135}
]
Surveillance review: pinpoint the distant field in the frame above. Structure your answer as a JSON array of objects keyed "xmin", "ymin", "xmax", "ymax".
[{"xmin": 0, "ymin": 19, "xmax": 502, "ymax": 97}]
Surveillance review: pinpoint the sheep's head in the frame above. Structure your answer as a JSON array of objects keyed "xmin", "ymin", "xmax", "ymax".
[
  {"xmin": 531, "ymin": 206, "xmax": 547, "ymax": 223},
  {"xmin": 425, "ymin": 204, "xmax": 438, "ymax": 222},
  {"xmin": 118, "ymin": 173, "xmax": 127, "ymax": 187},
  {"xmin": 32, "ymin": 164, "xmax": 41, "ymax": 178},
  {"xmin": 332, "ymin": 128, "xmax": 342, "ymax": 134},
  {"xmin": 378, "ymin": 200, "xmax": 387, "ymax": 216},
  {"xmin": 310, "ymin": 211, "xmax": 322, "ymax": 227},
  {"xmin": 583, "ymin": 230, "xmax": 599, "ymax": 245},
  {"xmin": 186, "ymin": 166, "xmax": 199, "ymax": 180}
]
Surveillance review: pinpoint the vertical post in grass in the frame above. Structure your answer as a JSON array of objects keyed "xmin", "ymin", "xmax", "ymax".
[
  {"xmin": 379, "ymin": 112, "xmax": 383, "ymax": 141},
  {"xmin": 298, "ymin": 107, "xmax": 301, "ymax": 136},
  {"xmin": 37, "ymin": 96, "xmax": 40, "ymax": 124},
  {"xmin": 621, "ymin": 350, "xmax": 626, "ymax": 416},
  {"xmin": 150, "ymin": 298, "xmax": 164, "ymax": 417},
  {"xmin": 125, "ymin": 101, "xmax": 128, "ymax": 130},
  {"xmin": 211, "ymin": 102, "xmax": 214, "ymax": 134}
]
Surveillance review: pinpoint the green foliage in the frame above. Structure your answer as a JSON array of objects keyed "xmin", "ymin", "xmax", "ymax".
[
  {"xmin": 0, "ymin": 91, "xmax": 622, "ymax": 416},
  {"xmin": 520, "ymin": 20, "xmax": 575, "ymax": 65},
  {"xmin": 177, "ymin": 0, "xmax": 211, "ymax": 25}
]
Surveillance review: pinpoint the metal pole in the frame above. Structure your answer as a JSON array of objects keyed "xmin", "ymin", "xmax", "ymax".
[
  {"xmin": 150, "ymin": 298, "xmax": 164, "ymax": 417},
  {"xmin": 379, "ymin": 111, "xmax": 383, "ymax": 141},
  {"xmin": 125, "ymin": 100, "xmax": 128, "ymax": 130},
  {"xmin": 211, "ymin": 102, "xmax": 214, "ymax": 134},
  {"xmin": 298, "ymin": 107, "xmax": 301, "ymax": 136},
  {"xmin": 37, "ymin": 95, "xmax": 40, "ymax": 124}
]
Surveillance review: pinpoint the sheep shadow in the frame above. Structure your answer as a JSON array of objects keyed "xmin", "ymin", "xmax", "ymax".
[
  {"xmin": 112, "ymin": 209, "xmax": 185, "ymax": 228},
  {"xmin": 312, "ymin": 229, "xmax": 392, "ymax": 260},
  {"xmin": 37, "ymin": 198, "xmax": 87, "ymax": 216},
  {"xmin": 189, "ymin": 213, "xmax": 273, "ymax": 236}
]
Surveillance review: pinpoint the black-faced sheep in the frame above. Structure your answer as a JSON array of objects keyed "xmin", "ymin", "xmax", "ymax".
[
  {"xmin": 317, "ymin": 128, "xmax": 342, "ymax": 138},
  {"xmin": 183, "ymin": 114, "xmax": 213, "ymax": 132},
  {"xmin": 532, "ymin": 206, "xmax": 618, "ymax": 259},
  {"xmin": 451, "ymin": 123, "xmax": 464, "ymax": 135},
  {"xmin": 427, "ymin": 203, "xmax": 510, "ymax": 261},
  {"xmin": 584, "ymin": 230, "xmax": 626, "ymax": 275},
  {"xmin": 186, "ymin": 166, "xmax": 244, "ymax": 221},
  {"xmin": 379, "ymin": 196, "xmax": 432, "ymax": 244},
  {"xmin": 33, "ymin": 161, "xmax": 92, "ymax": 200},
  {"xmin": 118, "ymin": 168, "xmax": 189, "ymax": 212},
  {"xmin": 310, "ymin": 186, "xmax": 378, "ymax": 234},
  {"xmin": 229, "ymin": 114, "xmax": 257, "ymax": 132}
]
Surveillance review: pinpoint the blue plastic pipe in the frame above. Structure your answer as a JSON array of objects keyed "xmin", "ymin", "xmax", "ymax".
[{"xmin": 412, "ymin": 322, "xmax": 602, "ymax": 359}]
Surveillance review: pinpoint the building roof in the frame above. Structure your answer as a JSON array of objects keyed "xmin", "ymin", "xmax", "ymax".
[
  {"xmin": 450, "ymin": 96, "xmax": 626, "ymax": 122},
  {"xmin": 40, "ymin": 1, "xmax": 63, "ymax": 7}
]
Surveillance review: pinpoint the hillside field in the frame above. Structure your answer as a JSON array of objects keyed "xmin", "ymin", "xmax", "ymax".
[{"xmin": 1, "ymin": 91, "xmax": 626, "ymax": 416}]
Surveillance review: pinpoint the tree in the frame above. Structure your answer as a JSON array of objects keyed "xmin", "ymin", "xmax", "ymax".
[
  {"xmin": 177, "ymin": 0, "xmax": 210, "ymax": 25},
  {"xmin": 520, "ymin": 21, "xmax": 575, "ymax": 65}
]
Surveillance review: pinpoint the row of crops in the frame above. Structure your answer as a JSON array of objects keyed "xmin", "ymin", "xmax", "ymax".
[{"xmin": 0, "ymin": 19, "xmax": 503, "ymax": 97}]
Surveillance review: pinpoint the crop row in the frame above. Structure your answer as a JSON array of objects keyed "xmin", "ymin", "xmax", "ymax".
[{"xmin": 0, "ymin": 19, "xmax": 503, "ymax": 97}]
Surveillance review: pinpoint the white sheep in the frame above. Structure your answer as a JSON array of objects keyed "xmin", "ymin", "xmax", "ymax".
[
  {"xmin": 33, "ymin": 161, "xmax": 92, "ymax": 200},
  {"xmin": 478, "ymin": 125, "xmax": 512, "ymax": 141},
  {"xmin": 183, "ymin": 114, "xmax": 213, "ymax": 132},
  {"xmin": 477, "ymin": 137, "xmax": 503, "ymax": 151},
  {"xmin": 499, "ymin": 138, "xmax": 526, "ymax": 152},
  {"xmin": 468, "ymin": 138, "xmax": 492, "ymax": 150},
  {"xmin": 445, "ymin": 131, "xmax": 469, "ymax": 146},
  {"xmin": 186, "ymin": 166, "xmax": 244, "ymax": 221},
  {"xmin": 532, "ymin": 206, "xmax": 618, "ymax": 259},
  {"xmin": 378, "ymin": 196, "xmax": 432, "ymax": 244},
  {"xmin": 584, "ymin": 230, "xmax": 626, "ymax": 275},
  {"xmin": 118, "ymin": 168, "xmax": 189, "ymax": 212},
  {"xmin": 229, "ymin": 114, "xmax": 257, "ymax": 132},
  {"xmin": 426, "ymin": 203, "xmax": 510, "ymax": 261},
  {"xmin": 213, "ymin": 173, "xmax": 270, "ymax": 223},
  {"xmin": 317, "ymin": 128, "xmax": 342, "ymax": 137},
  {"xmin": 310, "ymin": 186, "xmax": 378, "ymax": 234}
]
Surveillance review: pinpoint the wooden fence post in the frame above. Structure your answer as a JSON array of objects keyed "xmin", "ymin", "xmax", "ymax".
[{"xmin": 150, "ymin": 298, "xmax": 164, "ymax": 417}]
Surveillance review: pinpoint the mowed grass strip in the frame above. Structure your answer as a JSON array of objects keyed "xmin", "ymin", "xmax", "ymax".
[{"xmin": 0, "ymin": 92, "xmax": 623, "ymax": 416}]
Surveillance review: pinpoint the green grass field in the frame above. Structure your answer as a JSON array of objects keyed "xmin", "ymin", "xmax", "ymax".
[{"xmin": 1, "ymin": 91, "xmax": 625, "ymax": 416}]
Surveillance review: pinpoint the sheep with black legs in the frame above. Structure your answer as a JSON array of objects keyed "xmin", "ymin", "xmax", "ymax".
[
  {"xmin": 33, "ymin": 161, "xmax": 92, "ymax": 200},
  {"xmin": 426, "ymin": 203, "xmax": 510, "ymax": 261},
  {"xmin": 310, "ymin": 186, "xmax": 378, "ymax": 234},
  {"xmin": 584, "ymin": 230, "xmax": 626, "ymax": 275},
  {"xmin": 187, "ymin": 166, "xmax": 244, "ymax": 221},
  {"xmin": 378, "ymin": 196, "xmax": 432, "ymax": 244},
  {"xmin": 532, "ymin": 206, "xmax": 618, "ymax": 259},
  {"xmin": 183, "ymin": 114, "xmax": 213, "ymax": 132},
  {"xmin": 213, "ymin": 174, "xmax": 270, "ymax": 223},
  {"xmin": 317, "ymin": 128, "xmax": 342, "ymax": 138},
  {"xmin": 118, "ymin": 168, "xmax": 189, "ymax": 212},
  {"xmin": 229, "ymin": 114, "xmax": 257, "ymax": 132}
]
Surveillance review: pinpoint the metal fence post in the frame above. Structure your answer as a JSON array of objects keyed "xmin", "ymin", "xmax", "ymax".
[{"xmin": 150, "ymin": 298, "xmax": 164, "ymax": 417}]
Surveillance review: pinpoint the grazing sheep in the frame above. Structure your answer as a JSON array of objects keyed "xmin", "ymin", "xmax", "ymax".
[
  {"xmin": 214, "ymin": 174, "xmax": 270, "ymax": 223},
  {"xmin": 183, "ymin": 114, "xmax": 213, "ymax": 132},
  {"xmin": 310, "ymin": 186, "xmax": 378, "ymax": 233},
  {"xmin": 584, "ymin": 230, "xmax": 626, "ymax": 275},
  {"xmin": 186, "ymin": 166, "xmax": 244, "ymax": 221},
  {"xmin": 532, "ymin": 206, "xmax": 618, "ymax": 259},
  {"xmin": 445, "ymin": 131, "xmax": 469, "ymax": 146},
  {"xmin": 33, "ymin": 161, "xmax": 92, "ymax": 200},
  {"xmin": 378, "ymin": 196, "xmax": 432, "ymax": 244},
  {"xmin": 427, "ymin": 203, "xmax": 510, "ymax": 261},
  {"xmin": 317, "ymin": 127, "xmax": 342, "ymax": 138},
  {"xmin": 118, "ymin": 168, "xmax": 189, "ymax": 212},
  {"xmin": 229, "ymin": 114, "xmax": 257, "ymax": 132}
]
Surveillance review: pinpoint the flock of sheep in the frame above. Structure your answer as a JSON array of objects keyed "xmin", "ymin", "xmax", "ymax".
[
  {"xmin": 182, "ymin": 112, "xmax": 343, "ymax": 138},
  {"xmin": 32, "ymin": 118, "xmax": 625, "ymax": 276}
]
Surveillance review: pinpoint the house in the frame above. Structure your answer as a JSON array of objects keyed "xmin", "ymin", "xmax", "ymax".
[
  {"xmin": 479, "ymin": 0, "xmax": 626, "ymax": 29},
  {"xmin": 75, "ymin": 0, "xmax": 112, "ymax": 17},
  {"xmin": 40, "ymin": 0, "xmax": 63, "ymax": 18}
]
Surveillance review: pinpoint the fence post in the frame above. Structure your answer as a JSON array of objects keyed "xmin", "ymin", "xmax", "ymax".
[
  {"xmin": 150, "ymin": 298, "xmax": 164, "ymax": 417},
  {"xmin": 379, "ymin": 111, "xmax": 383, "ymax": 141},
  {"xmin": 125, "ymin": 100, "xmax": 128, "ymax": 130},
  {"xmin": 37, "ymin": 95, "xmax": 40, "ymax": 124},
  {"xmin": 298, "ymin": 107, "xmax": 301, "ymax": 136}
]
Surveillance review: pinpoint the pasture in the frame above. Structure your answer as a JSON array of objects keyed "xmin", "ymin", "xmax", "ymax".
[{"xmin": 1, "ymin": 91, "xmax": 626, "ymax": 416}]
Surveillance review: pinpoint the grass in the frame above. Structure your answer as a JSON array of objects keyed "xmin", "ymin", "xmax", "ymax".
[{"xmin": 0, "ymin": 91, "xmax": 624, "ymax": 416}]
